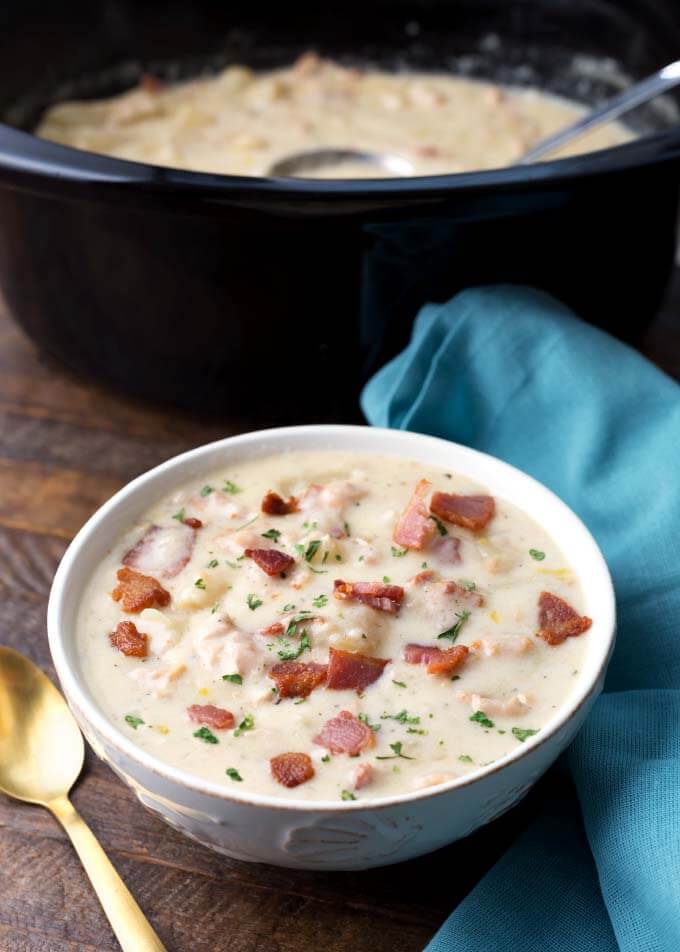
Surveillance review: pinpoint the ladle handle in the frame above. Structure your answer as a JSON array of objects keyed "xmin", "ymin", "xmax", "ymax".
[
  {"xmin": 49, "ymin": 794, "xmax": 167, "ymax": 952},
  {"xmin": 518, "ymin": 60, "xmax": 680, "ymax": 163}
]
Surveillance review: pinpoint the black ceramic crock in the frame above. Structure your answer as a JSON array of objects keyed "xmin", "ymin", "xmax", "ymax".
[{"xmin": 1, "ymin": 0, "xmax": 680, "ymax": 421}]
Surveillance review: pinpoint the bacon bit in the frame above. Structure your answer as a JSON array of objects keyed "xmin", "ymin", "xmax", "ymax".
[
  {"xmin": 187, "ymin": 704, "xmax": 235, "ymax": 730},
  {"xmin": 139, "ymin": 73, "xmax": 165, "ymax": 93},
  {"xmin": 441, "ymin": 580, "xmax": 485, "ymax": 608},
  {"xmin": 393, "ymin": 479, "xmax": 437, "ymax": 550},
  {"xmin": 333, "ymin": 579, "xmax": 404, "ymax": 614},
  {"xmin": 314, "ymin": 710, "xmax": 375, "ymax": 755},
  {"xmin": 326, "ymin": 647, "xmax": 390, "ymax": 692},
  {"xmin": 432, "ymin": 535, "xmax": 462, "ymax": 564},
  {"xmin": 410, "ymin": 569, "xmax": 436, "ymax": 586},
  {"xmin": 112, "ymin": 567, "xmax": 171, "ymax": 613},
  {"xmin": 109, "ymin": 621, "xmax": 148, "ymax": 658},
  {"xmin": 537, "ymin": 592, "xmax": 592, "ymax": 646},
  {"xmin": 430, "ymin": 492, "xmax": 495, "ymax": 532},
  {"xmin": 403, "ymin": 643, "xmax": 469, "ymax": 675},
  {"xmin": 349, "ymin": 762, "xmax": 374, "ymax": 790},
  {"xmin": 244, "ymin": 548, "xmax": 295, "ymax": 576},
  {"xmin": 269, "ymin": 661, "xmax": 328, "ymax": 698},
  {"xmin": 122, "ymin": 523, "xmax": 196, "ymax": 578},
  {"xmin": 270, "ymin": 752, "xmax": 315, "ymax": 788},
  {"xmin": 182, "ymin": 517, "xmax": 203, "ymax": 529},
  {"xmin": 261, "ymin": 491, "xmax": 299, "ymax": 515},
  {"xmin": 258, "ymin": 621, "xmax": 285, "ymax": 637}
]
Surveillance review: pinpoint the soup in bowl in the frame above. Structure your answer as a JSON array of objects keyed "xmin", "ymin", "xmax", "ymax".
[{"xmin": 47, "ymin": 425, "xmax": 615, "ymax": 869}]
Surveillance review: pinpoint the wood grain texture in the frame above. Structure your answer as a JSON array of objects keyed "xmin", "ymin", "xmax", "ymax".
[{"xmin": 0, "ymin": 286, "xmax": 677, "ymax": 952}]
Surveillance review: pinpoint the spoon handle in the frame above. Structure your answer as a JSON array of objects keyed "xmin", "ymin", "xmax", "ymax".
[{"xmin": 49, "ymin": 794, "xmax": 167, "ymax": 952}]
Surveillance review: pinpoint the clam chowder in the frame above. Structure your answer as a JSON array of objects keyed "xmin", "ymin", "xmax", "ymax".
[{"xmin": 76, "ymin": 452, "xmax": 592, "ymax": 801}]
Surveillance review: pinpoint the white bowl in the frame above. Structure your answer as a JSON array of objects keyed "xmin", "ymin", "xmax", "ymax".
[{"xmin": 47, "ymin": 425, "xmax": 615, "ymax": 870}]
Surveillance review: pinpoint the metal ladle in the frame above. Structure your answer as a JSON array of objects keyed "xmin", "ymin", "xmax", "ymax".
[{"xmin": 267, "ymin": 59, "xmax": 680, "ymax": 178}]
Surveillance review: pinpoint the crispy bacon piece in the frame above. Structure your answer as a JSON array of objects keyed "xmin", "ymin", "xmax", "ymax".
[
  {"xmin": 393, "ymin": 479, "xmax": 437, "ymax": 550},
  {"xmin": 441, "ymin": 579, "xmax": 485, "ymax": 608},
  {"xmin": 314, "ymin": 710, "xmax": 375, "ymax": 755},
  {"xmin": 537, "ymin": 592, "xmax": 592, "ymax": 646},
  {"xmin": 261, "ymin": 491, "xmax": 299, "ymax": 515},
  {"xmin": 258, "ymin": 621, "xmax": 285, "ymax": 637},
  {"xmin": 112, "ymin": 567, "xmax": 170, "ymax": 613},
  {"xmin": 109, "ymin": 621, "xmax": 148, "ymax": 658},
  {"xmin": 350, "ymin": 763, "xmax": 374, "ymax": 791},
  {"xmin": 326, "ymin": 647, "xmax": 390, "ymax": 692},
  {"xmin": 403, "ymin": 642, "xmax": 469, "ymax": 675},
  {"xmin": 244, "ymin": 548, "xmax": 295, "ymax": 576},
  {"xmin": 410, "ymin": 569, "xmax": 436, "ymax": 586},
  {"xmin": 140, "ymin": 72, "xmax": 165, "ymax": 93},
  {"xmin": 333, "ymin": 579, "xmax": 404, "ymax": 614},
  {"xmin": 182, "ymin": 517, "xmax": 203, "ymax": 529},
  {"xmin": 269, "ymin": 661, "xmax": 328, "ymax": 698},
  {"xmin": 270, "ymin": 752, "xmax": 315, "ymax": 788},
  {"xmin": 123, "ymin": 523, "xmax": 196, "ymax": 578},
  {"xmin": 430, "ymin": 492, "xmax": 495, "ymax": 532},
  {"xmin": 186, "ymin": 704, "xmax": 235, "ymax": 730}
]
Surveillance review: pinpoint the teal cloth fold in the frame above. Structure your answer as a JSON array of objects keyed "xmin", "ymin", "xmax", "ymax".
[{"xmin": 361, "ymin": 287, "xmax": 680, "ymax": 952}]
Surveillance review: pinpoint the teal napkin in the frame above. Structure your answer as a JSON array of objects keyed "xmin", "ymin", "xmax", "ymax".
[{"xmin": 361, "ymin": 286, "xmax": 680, "ymax": 952}]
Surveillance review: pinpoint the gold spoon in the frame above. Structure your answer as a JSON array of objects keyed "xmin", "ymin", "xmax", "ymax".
[{"xmin": 0, "ymin": 646, "xmax": 167, "ymax": 952}]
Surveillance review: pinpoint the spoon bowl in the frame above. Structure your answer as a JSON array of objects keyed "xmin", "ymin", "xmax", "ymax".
[{"xmin": 0, "ymin": 646, "xmax": 83, "ymax": 805}]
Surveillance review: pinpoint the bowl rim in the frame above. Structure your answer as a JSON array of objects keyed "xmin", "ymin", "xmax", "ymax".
[
  {"xmin": 2, "ymin": 121, "xmax": 680, "ymax": 203},
  {"xmin": 47, "ymin": 424, "xmax": 616, "ymax": 812}
]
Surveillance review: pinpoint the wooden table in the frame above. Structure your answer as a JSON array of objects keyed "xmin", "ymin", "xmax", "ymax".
[{"xmin": 0, "ymin": 288, "xmax": 678, "ymax": 952}]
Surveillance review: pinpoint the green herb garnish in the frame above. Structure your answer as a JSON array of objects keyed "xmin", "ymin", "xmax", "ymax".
[
  {"xmin": 282, "ymin": 603, "xmax": 296, "ymax": 612},
  {"xmin": 200, "ymin": 485, "xmax": 214, "ymax": 497},
  {"xmin": 194, "ymin": 578, "xmax": 206, "ymax": 590},
  {"xmin": 284, "ymin": 612, "xmax": 313, "ymax": 637},
  {"xmin": 381, "ymin": 709, "xmax": 420, "ymax": 725},
  {"xmin": 458, "ymin": 754, "xmax": 473, "ymax": 763},
  {"xmin": 429, "ymin": 514, "xmax": 448, "ymax": 536},
  {"xmin": 222, "ymin": 673, "xmax": 243, "ymax": 685},
  {"xmin": 341, "ymin": 790, "xmax": 356, "ymax": 801},
  {"xmin": 234, "ymin": 714, "xmax": 254, "ymax": 737},
  {"xmin": 223, "ymin": 480, "xmax": 242, "ymax": 494},
  {"xmin": 458, "ymin": 579, "xmax": 476, "ymax": 591},
  {"xmin": 304, "ymin": 539, "xmax": 321, "ymax": 562},
  {"xmin": 277, "ymin": 631, "xmax": 311, "ymax": 661},
  {"xmin": 193, "ymin": 726, "xmax": 218, "ymax": 744},
  {"xmin": 261, "ymin": 528, "xmax": 281, "ymax": 542},
  {"xmin": 376, "ymin": 741, "xmax": 414, "ymax": 761},
  {"xmin": 438, "ymin": 610, "xmax": 471, "ymax": 642},
  {"xmin": 313, "ymin": 594, "xmax": 328, "ymax": 609},
  {"xmin": 206, "ymin": 559, "xmax": 219, "ymax": 569},
  {"xmin": 512, "ymin": 727, "xmax": 539, "ymax": 743},
  {"xmin": 529, "ymin": 549, "xmax": 546, "ymax": 561},
  {"xmin": 321, "ymin": 754, "xmax": 331, "ymax": 763},
  {"xmin": 211, "ymin": 602, "xmax": 221, "ymax": 614},
  {"xmin": 391, "ymin": 546, "xmax": 408, "ymax": 558},
  {"xmin": 392, "ymin": 680, "xmax": 407, "ymax": 688},
  {"xmin": 172, "ymin": 508, "xmax": 185, "ymax": 522},
  {"xmin": 382, "ymin": 575, "xmax": 390, "ymax": 584},
  {"xmin": 358, "ymin": 713, "xmax": 381, "ymax": 732},
  {"xmin": 343, "ymin": 521, "xmax": 351, "ymax": 537},
  {"xmin": 406, "ymin": 727, "xmax": 427, "ymax": 735},
  {"xmin": 225, "ymin": 559, "xmax": 243, "ymax": 570},
  {"xmin": 124, "ymin": 714, "xmax": 144, "ymax": 730},
  {"xmin": 470, "ymin": 710, "xmax": 494, "ymax": 729},
  {"xmin": 226, "ymin": 767, "xmax": 243, "ymax": 781},
  {"xmin": 246, "ymin": 594, "xmax": 263, "ymax": 611}
]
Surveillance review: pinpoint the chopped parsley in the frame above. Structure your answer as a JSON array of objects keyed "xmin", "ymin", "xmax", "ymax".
[
  {"xmin": 458, "ymin": 579, "xmax": 476, "ymax": 592},
  {"xmin": 200, "ymin": 484, "xmax": 214, "ymax": 497},
  {"xmin": 512, "ymin": 727, "xmax": 539, "ymax": 743},
  {"xmin": 382, "ymin": 575, "xmax": 390, "ymax": 584},
  {"xmin": 313, "ymin": 594, "xmax": 328, "ymax": 609},
  {"xmin": 335, "ymin": 554, "xmax": 342, "ymax": 562},
  {"xmin": 341, "ymin": 790, "xmax": 356, "ymax": 801},
  {"xmin": 225, "ymin": 559, "xmax": 243, "ymax": 570},
  {"xmin": 225, "ymin": 767, "xmax": 243, "ymax": 781},
  {"xmin": 392, "ymin": 680, "xmax": 407, "ymax": 688},
  {"xmin": 172, "ymin": 508, "xmax": 185, "ymax": 522},
  {"xmin": 246, "ymin": 594, "xmax": 263, "ymax": 611},
  {"xmin": 234, "ymin": 714, "xmax": 254, "ymax": 737},
  {"xmin": 302, "ymin": 520, "xmax": 318, "ymax": 531},
  {"xmin": 304, "ymin": 539, "xmax": 321, "ymax": 562},
  {"xmin": 343, "ymin": 521, "xmax": 351, "ymax": 537},
  {"xmin": 284, "ymin": 612, "xmax": 313, "ymax": 637},
  {"xmin": 124, "ymin": 714, "xmax": 144, "ymax": 730},
  {"xmin": 429, "ymin": 514, "xmax": 449, "ymax": 537},
  {"xmin": 308, "ymin": 565, "xmax": 328, "ymax": 575},
  {"xmin": 358, "ymin": 713, "xmax": 381, "ymax": 732},
  {"xmin": 222, "ymin": 673, "xmax": 243, "ymax": 685},
  {"xmin": 406, "ymin": 727, "xmax": 427, "ymax": 735},
  {"xmin": 282, "ymin": 603, "xmax": 296, "ymax": 612},
  {"xmin": 278, "ymin": 631, "xmax": 311, "ymax": 661},
  {"xmin": 376, "ymin": 741, "xmax": 414, "ymax": 761},
  {"xmin": 194, "ymin": 578, "xmax": 206, "ymax": 590},
  {"xmin": 529, "ymin": 549, "xmax": 546, "ymax": 561},
  {"xmin": 234, "ymin": 514, "xmax": 258, "ymax": 531},
  {"xmin": 321, "ymin": 754, "xmax": 331, "ymax": 763},
  {"xmin": 381, "ymin": 709, "xmax": 420, "ymax": 725},
  {"xmin": 458, "ymin": 754, "xmax": 473, "ymax": 763},
  {"xmin": 391, "ymin": 546, "xmax": 408, "ymax": 558},
  {"xmin": 438, "ymin": 610, "xmax": 471, "ymax": 642},
  {"xmin": 261, "ymin": 528, "xmax": 281, "ymax": 542},
  {"xmin": 421, "ymin": 561, "xmax": 428, "ymax": 569},
  {"xmin": 206, "ymin": 559, "xmax": 219, "ymax": 569},
  {"xmin": 211, "ymin": 602, "xmax": 221, "ymax": 614},
  {"xmin": 223, "ymin": 480, "xmax": 242, "ymax": 494},
  {"xmin": 193, "ymin": 726, "xmax": 219, "ymax": 744},
  {"xmin": 470, "ymin": 710, "xmax": 494, "ymax": 729}
]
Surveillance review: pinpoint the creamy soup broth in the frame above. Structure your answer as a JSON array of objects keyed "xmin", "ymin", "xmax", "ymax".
[
  {"xmin": 37, "ymin": 53, "xmax": 632, "ymax": 177},
  {"xmin": 76, "ymin": 452, "xmax": 593, "ymax": 801}
]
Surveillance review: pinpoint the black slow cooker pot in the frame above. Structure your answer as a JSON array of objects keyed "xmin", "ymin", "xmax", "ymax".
[{"xmin": 1, "ymin": 0, "xmax": 679, "ymax": 421}]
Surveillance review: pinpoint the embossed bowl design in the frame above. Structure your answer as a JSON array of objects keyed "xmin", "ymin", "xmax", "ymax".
[{"xmin": 47, "ymin": 425, "xmax": 616, "ymax": 870}]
